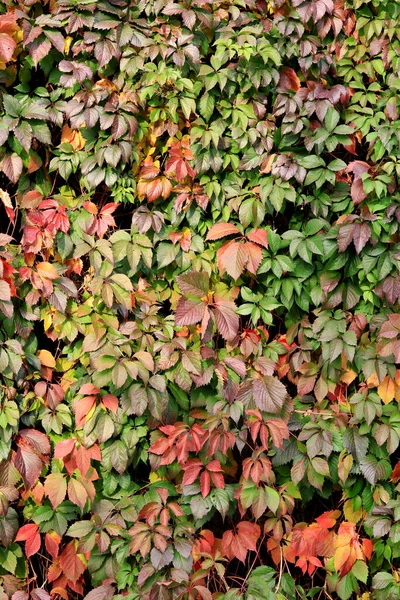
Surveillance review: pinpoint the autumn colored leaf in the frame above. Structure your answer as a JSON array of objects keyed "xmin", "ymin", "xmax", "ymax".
[
  {"xmin": 15, "ymin": 523, "xmax": 41, "ymax": 558},
  {"xmin": 59, "ymin": 541, "xmax": 86, "ymax": 583},
  {"xmin": 206, "ymin": 222, "xmax": 240, "ymax": 241},
  {"xmin": 222, "ymin": 522, "xmax": 261, "ymax": 563}
]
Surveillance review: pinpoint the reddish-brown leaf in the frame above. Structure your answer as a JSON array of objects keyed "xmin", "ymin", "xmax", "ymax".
[
  {"xmin": 59, "ymin": 541, "xmax": 86, "ymax": 583},
  {"xmin": 175, "ymin": 297, "xmax": 206, "ymax": 326}
]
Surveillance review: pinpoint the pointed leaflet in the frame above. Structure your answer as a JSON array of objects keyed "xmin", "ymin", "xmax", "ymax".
[
  {"xmin": 0, "ymin": 189, "xmax": 15, "ymax": 224},
  {"xmin": 253, "ymin": 376, "xmax": 287, "ymax": 413},
  {"xmin": 0, "ymin": 33, "xmax": 16, "ymax": 62},
  {"xmin": 15, "ymin": 523, "xmax": 41, "ymax": 558},
  {"xmin": 245, "ymin": 242, "xmax": 263, "ymax": 275},
  {"xmin": 353, "ymin": 223, "xmax": 371, "ymax": 254},
  {"xmin": 218, "ymin": 241, "xmax": 248, "ymax": 279},
  {"xmin": 59, "ymin": 540, "xmax": 86, "ymax": 583},
  {"xmin": 175, "ymin": 297, "xmax": 206, "ymax": 326},
  {"xmin": 222, "ymin": 521, "xmax": 261, "ymax": 563},
  {"xmin": 176, "ymin": 271, "xmax": 209, "ymax": 297},
  {"xmin": 0, "ymin": 153, "xmax": 23, "ymax": 184},
  {"xmin": 44, "ymin": 472, "xmax": 67, "ymax": 509},
  {"xmin": 337, "ymin": 223, "xmax": 354, "ymax": 253},
  {"xmin": 14, "ymin": 430, "xmax": 50, "ymax": 490},
  {"xmin": 68, "ymin": 477, "xmax": 88, "ymax": 510},
  {"xmin": 247, "ymin": 228, "xmax": 268, "ymax": 249},
  {"xmin": 206, "ymin": 222, "xmax": 240, "ymax": 241},
  {"xmin": 213, "ymin": 299, "xmax": 239, "ymax": 341}
]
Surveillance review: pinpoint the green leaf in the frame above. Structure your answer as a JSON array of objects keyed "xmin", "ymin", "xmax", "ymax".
[
  {"xmin": 351, "ymin": 560, "xmax": 368, "ymax": 583},
  {"xmin": 198, "ymin": 93, "xmax": 215, "ymax": 121}
]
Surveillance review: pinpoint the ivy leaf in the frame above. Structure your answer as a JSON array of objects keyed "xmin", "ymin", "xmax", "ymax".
[
  {"xmin": 44, "ymin": 473, "xmax": 67, "ymax": 509},
  {"xmin": 0, "ymin": 153, "xmax": 23, "ymax": 184},
  {"xmin": 213, "ymin": 299, "xmax": 239, "ymax": 341},
  {"xmin": 253, "ymin": 376, "xmax": 287, "ymax": 413},
  {"xmin": 206, "ymin": 222, "xmax": 240, "ymax": 241},
  {"xmin": 175, "ymin": 297, "xmax": 206, "ymax": 326},
  {"xmin": 177, "ymin": 271, "xmax": 209, "ymax": 297},
  {"xmin": 218, "ymin": 241, "xmax": 247, "ymax": 280},
  {"xmin": 15, "ymin": 523, "xmax": 41, "ymax": 558},
  {"xmin": 59, "ymin": 541, "xmax": 86, "ymax": 583},
  {"xmin": 0, "ymin": 33, "xmax": 16, "ymax": 61}
]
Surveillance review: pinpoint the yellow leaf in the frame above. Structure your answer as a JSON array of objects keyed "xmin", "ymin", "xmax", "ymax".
[
  {"xmin": 343, "ymin": 499, "xmax": 364, "ymax": 524},
  {"xmin": 64, "ymin": 36, "xmax": 73, "ymax": 54},
  {"xmin": 149, "ymin": 472, "xmax": 164, "ymax": 483},
  {"xmin": 334, "ymin": 543, "xmax": 351, "ymax": 572},
  {"xmin": 341, "ymin": 369, "xmax": 357, "ymax": 385},
  {"xmin": 366, "ymin": 371, "xmax": 379, "ymax": 388},
  {"xmin": 38, "ymin": 350, "xmax": 56, "ymax": 368},
  {"xmin": 378, "ymin": 375, "xmax": 395, "ymax": 405}
]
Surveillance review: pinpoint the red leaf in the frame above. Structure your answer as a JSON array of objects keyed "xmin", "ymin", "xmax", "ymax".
[
  {"xmin": 353, "ymin": 222, "xmax": 370, "ymax": 254},
  {"xmin": 101, "ymin": 394, "xmax": 118, "ymax": 413},
  {"xmin": 252, "ymin": 376, "xmax": 287, "ymax": 413},
  {"xmin": 74, "ymin": 395, "xmax": 96, "ymax": 428},
  {"xmin": 15, "ymin": 523, "xmax": 41, "ymax": 558},
  {"xmin": 45, "ymin": 531, "xmax": 61, "ymax": 560},
  {"xmin": 279, "ymin": 67, "xmax": 300, "ymax": 92},
  {"xmin": 54, "ymin": 438, "xmax": 75, "ymax": 459},
  {"xmin": 200, "ymin": 470, "xmax": 210, "ymax": 498},
  {"xmin": 222, "ymin": 521, "xmax": 260, "ymax": 563},
  {"xmin": 247, "ymin": 228, "xmax": 268, "ymax": 249},
  {"xmin": 244, "ymin": 242, "xmax": 263, "ymax": 275},
  {"xmin": 19, "ymin": 429, "xmax": 50, "ymax": 455},
  {"xmin": 182, "ymin": 459, "xmax": 203, "ymax": 486},
  {"xmin": 237, "ymin": 521, "xmax": 261, "ymax": 551},
  {"xmin": 59, "ymin": 541, "xmax": 86, "ymax": 583},
  {"xmin": 206, "ymin": 222, "xmax": 240, "ymax": 241}
]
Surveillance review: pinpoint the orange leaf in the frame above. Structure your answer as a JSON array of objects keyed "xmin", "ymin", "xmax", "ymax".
[
  {"xmin": 36, "ymin": 262, "xmax": 59, "ymax": 280},
  {"xmin": 61, "ymin": 124, "xmax": 85, "ymax": 151},
  {"xmin": 377, "ymin": 375, "xmax": 395, "ymax": 404},
  {"xmin": 38, "ymin": 349, "xmax": 56, "ymax": 368},
  {"xmin": 206, "ymin": 222, "xmax": 240, "ymax": 241}
]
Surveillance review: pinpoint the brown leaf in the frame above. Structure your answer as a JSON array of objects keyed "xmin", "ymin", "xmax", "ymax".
[{"xmin": 253, "ymin": 376, "xmax": 287, "ymax": 413}]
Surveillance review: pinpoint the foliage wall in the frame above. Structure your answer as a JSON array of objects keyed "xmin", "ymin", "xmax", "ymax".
[{"xmin": 0, "ymin": 0, "xmax": 399, "ymax": 598}]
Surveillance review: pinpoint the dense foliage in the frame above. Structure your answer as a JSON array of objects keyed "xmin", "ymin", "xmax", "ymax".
[{"xmin": 0, "ymin": 0, "xmax": 399, "ymax": 598}]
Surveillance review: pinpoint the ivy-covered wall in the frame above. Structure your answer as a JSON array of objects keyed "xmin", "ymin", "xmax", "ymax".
[{"xmin": 0, "ymin": 0, "xmax": 399, "ymax": 599}]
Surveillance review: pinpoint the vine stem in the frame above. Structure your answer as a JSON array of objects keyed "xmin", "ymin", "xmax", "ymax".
[
  {"xmin": 275, "ymin": 543, "xmax": 283, "ymax": 593},
  {"xmin": 240, "ymin": 533, "xmax": 265, "ymax": 593}
]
